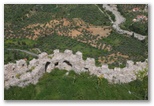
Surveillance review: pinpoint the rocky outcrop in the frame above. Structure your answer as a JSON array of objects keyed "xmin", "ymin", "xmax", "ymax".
[{"xmin": 4, "ymin": 49, "xmax": 148, "ymax": 89}]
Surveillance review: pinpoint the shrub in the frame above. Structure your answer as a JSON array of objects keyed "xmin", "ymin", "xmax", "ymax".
[{"xmin": 136, "ymin": 68, "xmax": 148, "ymax": 81}]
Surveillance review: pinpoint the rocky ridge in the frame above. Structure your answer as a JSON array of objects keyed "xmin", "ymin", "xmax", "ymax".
[{"xmin": 4, "ymin": 49, "xmax": 148, "ymax": 89}]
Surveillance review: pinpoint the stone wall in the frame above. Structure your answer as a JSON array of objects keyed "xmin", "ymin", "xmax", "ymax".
[{"xmin": 4, "ymin": 49, "xmax": 148, "ymax": 89}]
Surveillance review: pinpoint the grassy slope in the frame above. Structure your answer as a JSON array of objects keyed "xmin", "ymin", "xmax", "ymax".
[
  {"xmin": 4, "ymin": 38, "xmax": 37, "ymax": 64},
  {"xmin": 4, "ymin": 4, "xmax": 111, "ymax": 28},
  {"xmin": 4, "ymin": 69, "xmax": 148, "ymax": 100},
  {"xmin": 4, "ymin": 4, "xmax": 148, "ymax": 66},
  {"xmin": 4, "ymin": 35, "xmax": 107, "ymax": 66},
  {"xmin": 36, "ymin": 34, "xmax": 108, "ymax": 60},
  {"xmin": 4, "ymin": 5, "xmax": 148, "ymax": 100},
  {"xmin": 4, "ymin": 31, "xmax": 148, "ymax": 67},
  {"xmin": 98, "ymin": 31, "xmax": 148, "ymax": 62}
]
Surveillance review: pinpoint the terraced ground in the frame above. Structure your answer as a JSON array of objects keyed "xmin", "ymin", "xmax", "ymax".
[{"xmin": 4, "ymin": 4, "xmax": 148, "ymax": 100}]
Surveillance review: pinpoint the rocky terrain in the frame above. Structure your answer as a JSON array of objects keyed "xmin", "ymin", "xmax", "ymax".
[
  {"xmin": 4, "ymin": 4, "xmax": 148, "ymax": 100},
  {"xmin": 4, "ymin": 49, "xmax": 148, "ymax": 89}
]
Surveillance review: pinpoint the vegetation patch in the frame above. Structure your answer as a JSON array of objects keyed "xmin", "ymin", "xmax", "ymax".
[
  {"xmin": 4, "ymin": 4, "xmax": 148, "ymax": 100},
  {"xmin": 4, "ymin": 30, "xmax": 148, "ymax": 68},
  {"xmin": 4, "ymin": 69, "xmax": 148, "ymax": 100},
  {"xmin": 15, "ymin": 74, "xmax": 21, "ymax": 79},
  {"xmin": 136, "ymin": 68, "xmax": 148, "ymax": 81},
  {"xmin": 29, "ymin": 66, "xmax": 35, "ymax": 72},
  {"xmin": 117, "ymin": 4, "xmax": 148, "ymax": 35}
]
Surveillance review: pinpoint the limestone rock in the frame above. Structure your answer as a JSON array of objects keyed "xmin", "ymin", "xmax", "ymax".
[
  {"xmin": 64, "ymin": 49, "xmax": 73, "ymax": 55},
  {"xmin": 126, "ymin": 60, "xmax": 134, "ymax": 68},
  {"xmin": 38, "ymin": 52, "xmax": 48, "ymax": 59},
  {"xmin": 4, "ymin": 49, "xmax": 148, "ymax": 89},
  {"xmin": 46, "ymin": 63, "xmax": 55, "ymax": 73},
  {"xmin": 76, "ymin": 51, "xmax": 83, "ymax": 60},
  {"xmin": 53, "ymin": 49, "xmax": 59, "ymax": 55},
  {"xmin": 16, "ymin": 60, "xmax": 27, "ymax": 68}
]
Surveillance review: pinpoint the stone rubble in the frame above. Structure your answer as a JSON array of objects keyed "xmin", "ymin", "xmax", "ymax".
[{"xmin": 4, "ymin": 49, "xmax": 148, "ymax": 89}]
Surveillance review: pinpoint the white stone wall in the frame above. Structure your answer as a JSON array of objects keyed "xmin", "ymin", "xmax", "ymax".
[{"xmin": 4, "ymin": 49, "xmax": 148, "ymax": 89}]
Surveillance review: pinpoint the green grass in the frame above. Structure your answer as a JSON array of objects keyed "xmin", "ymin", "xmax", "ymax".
[
  {"xmin": 4, "ymin": 38, "xmax": 36, "ymax": 49},
  {"xmin": 4, "ymin": 69, "xmax": 148, "ymax": 100}
]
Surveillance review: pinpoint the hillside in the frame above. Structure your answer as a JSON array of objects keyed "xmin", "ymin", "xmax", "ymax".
[
  {"xmin": 5, "ymin": 69, "xmax": 148, "ymax": 100},
  {"xmin": 4, "ymin": 4, "xmax": 148, "ymax": 100}
]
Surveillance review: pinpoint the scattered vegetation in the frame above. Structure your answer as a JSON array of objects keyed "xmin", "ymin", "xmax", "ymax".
[
  {"xmin": 99, "ymin": 31, "xmax": 148, "ymax": 62},
  {"xmin": 97, "ymin": 4, "xmax": 115, "ymax": 22},
  {"xmin": 136, "ymin": 68, "xmax": 148, "ymax": 81},
  {"xmin": 36, "ymin": 34, "xmax": 108, "ymax": 66},
  {"xmin": 66, "ymin": 4, "xmax": 111, "ymax": 26},
  {"xmin": 106, "ymin": 10, "xmax": 116, "ymax": 22},
  {"xmin": 4, "ymin": 4, "xmax": 148, "ymax": 100},
  {"xmin": 4, "ymin": 39, "xmax": 36, "ymax": 64},
  {"xmin": 29, "ymin": 66, "xmax": 35, "ymax": 72},
  {"xmin": 15, "ymin": 74, "xmax": 21, "ymax": 79},
  {"xmin": 4, "ymin": 4, "xmax": 111, "ymax": 30},
  {"xmin": 117, "ymin": 4, "xmax": 148, "ymax": 35},
  {"xmin": 4, "ymin": 30, "xmax": 148, "ymax": 68},
  {"xmin": 48, "ymin": 55, "xmax": 53, "ymax": 59}
]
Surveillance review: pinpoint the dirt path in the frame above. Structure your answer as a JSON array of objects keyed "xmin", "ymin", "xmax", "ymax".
[
  {"xmin": 94, "ymin": 4, "xmax": 113, "ymax": 23},
  {"xmin": 7, "ymin": 48, "xmax": 38, "ymax": 57}
]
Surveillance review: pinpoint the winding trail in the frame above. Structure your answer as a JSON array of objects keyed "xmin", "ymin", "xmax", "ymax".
[
  {"xmin": 7, "ymin": 48, "xmax": 38, "ymax": 57},
  {"xmin": 95, "ymin": 4, "xmax": 113, "ymax": 23},
  {"xmin": 101, "ymin": 4, "xmax": 147, "ymax": 40}
]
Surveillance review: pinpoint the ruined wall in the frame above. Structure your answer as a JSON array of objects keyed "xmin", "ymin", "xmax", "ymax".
[{"xmin": 4, "ymin": 49, "xmax": 148, "ymax": 89}]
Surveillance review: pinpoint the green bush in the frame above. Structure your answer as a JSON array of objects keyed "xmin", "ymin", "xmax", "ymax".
[{"xmin": 136, "ymin": 68, "xmax": 148, "ymax": 81}]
